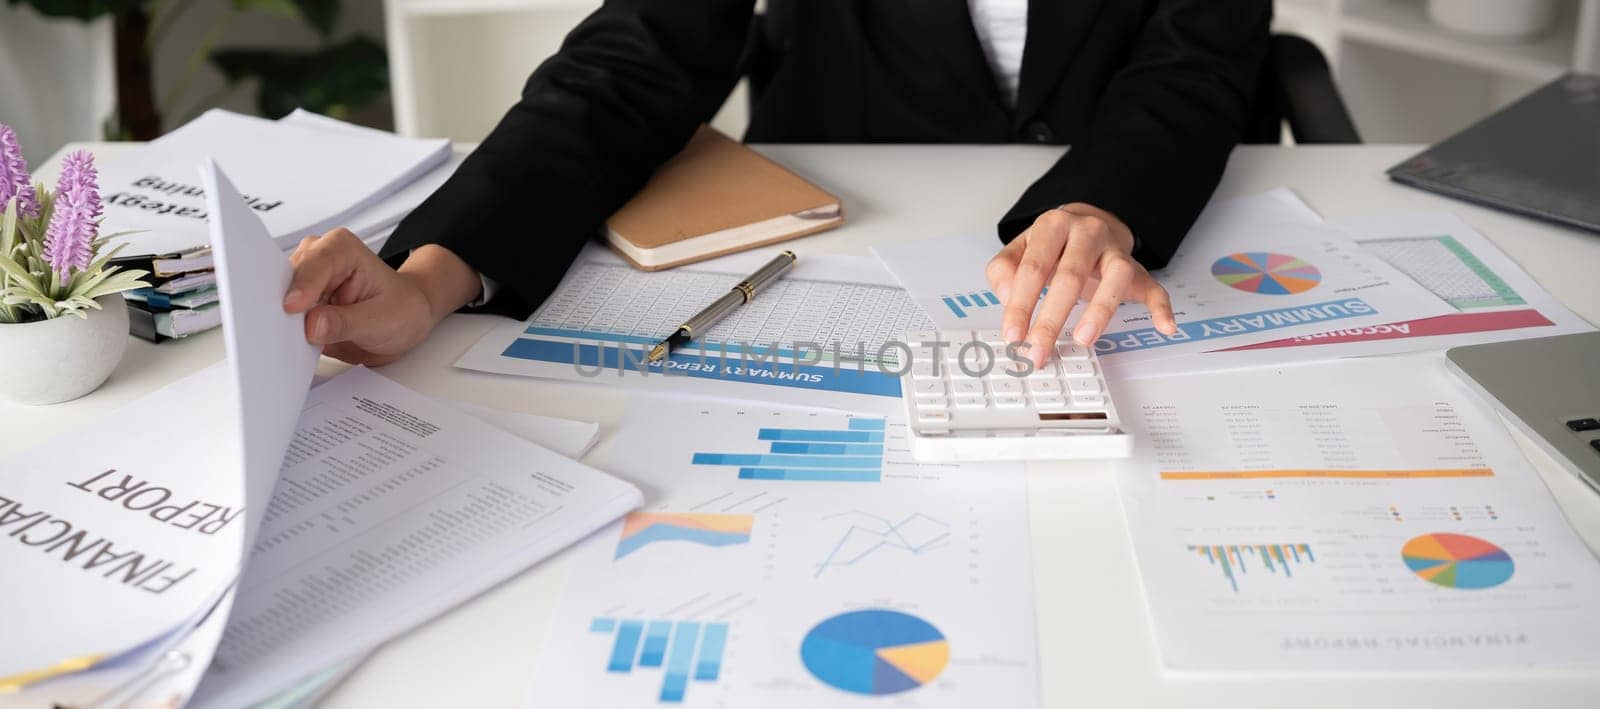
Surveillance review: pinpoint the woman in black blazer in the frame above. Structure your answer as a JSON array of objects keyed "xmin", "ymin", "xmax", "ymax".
[{"xmin": 284, "ymin": 0, "xmax": 1270, "ymax": 368}]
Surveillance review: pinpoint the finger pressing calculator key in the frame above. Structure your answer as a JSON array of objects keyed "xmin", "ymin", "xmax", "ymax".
[{"xmin": 898, "ymin": 329, "xmax": 1132, "ymax": 461}]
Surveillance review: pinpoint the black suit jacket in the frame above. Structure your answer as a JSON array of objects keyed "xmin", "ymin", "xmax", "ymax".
[{"xmin": 383, "ymin": 0, "xmax": 1271, "ymax": 318}]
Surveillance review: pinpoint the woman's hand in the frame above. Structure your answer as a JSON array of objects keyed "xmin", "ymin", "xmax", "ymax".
[
  {"xmin": 282, "ymin": 229, "xmax": 483, "ymax": 366},
  {"xmin": 986, "ymin": 203, "xmax": 1178, "ymax": 369}
]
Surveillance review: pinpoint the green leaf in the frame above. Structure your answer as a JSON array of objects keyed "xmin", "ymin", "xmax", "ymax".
[
  {"xmin": 210, "ymin": 35, "xmax": 387, "ymax": 120},
  {"xmin": 230, "ymin": 0, "xmax": 340, "ymax": 37},
  {"xmin": 0, "ymin": 250, "xmax": 43, "ymax": 295},
  {"xmin": 81, "ymin": 268, "xmax": 151, "ymax": 300}
]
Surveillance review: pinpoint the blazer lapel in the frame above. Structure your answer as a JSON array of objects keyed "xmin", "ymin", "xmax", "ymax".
[
  {"xmin": 910, "ymin": 0, "xmax": 1006, "ymax": 107},
  {"xmin": 1015, "ymin": 0, "xmax": 1105, "ymax": 124}
]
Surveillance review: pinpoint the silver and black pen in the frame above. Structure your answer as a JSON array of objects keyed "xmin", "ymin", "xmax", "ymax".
[{"xmin": 646, "ymin": 251, "xmax": 798, "ymax": 362}]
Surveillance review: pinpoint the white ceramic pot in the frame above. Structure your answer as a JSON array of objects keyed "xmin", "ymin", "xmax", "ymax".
[
  {"xmin": 0, "ymin": 295, "xmax": 129, "ymax": 405},
  {"xmin": 1427, "ymin": 0, "xmax": 1558, "ymax": 40}
]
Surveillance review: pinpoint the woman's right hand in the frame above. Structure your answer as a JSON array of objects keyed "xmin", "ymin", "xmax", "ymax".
[{"xmin": 282, "ymin": 229, "xmax": 483, "ymax": 366}]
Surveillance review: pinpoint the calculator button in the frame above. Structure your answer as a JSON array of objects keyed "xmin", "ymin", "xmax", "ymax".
[
  {"xmin": 1032, "ymin": 394, "xmax": 1067, "ymax": 408},
  {"xmin": 913, "ymin": 381, "xmax": 945, "ymax": 397},
  {"xmin": 977, "ymin": 329, "xmax": 1006, "ymax": 346},
  {"xmin": 952, "ymin": 380, "xmax": 985, "ymax": 396},
  {"xmin": 1027, "ymin": 362, "xmax": 1059, "ymax": 379},
  {"xmin": 916, "ymin": 396, "xmax": 948, "ymax": 409},
  {"xmin": 1061, "ymin": 361, "xmax": 1095, "ymax": 377},
  {"xmin": 994, "ymin": 395, "xmax": 1026, "ymax": 408},
  {"xmin": 917, "ymin": 410, "xmax": 951, "ymax": 424},
  {"xmin": 954, "ymin": 396, "xmax": 988, "ymax": 409},
  {"xmin": 911, "ymin": 362, "xmax": 940, "ymax": 380},
  {"xmin": 912, "ymin": 346, "xmax": 937, "ymax": 361},
  {"xmin": 991, "ymin": 380, "xmax": 1023, "ymax": 395},
  {"xmin": 1027, "ymin": 379, "xmax": 1062, "ymax": 395},
  {"xmin": 1073, "ymin": 393, "xmax": 1105, "ymax": 406},
  {"xmin": 954, "ymin": 347, "xmax": 995, "ymax": 373},
  {"xmin": 994, "ymin": 360, "xmax": 1033, "ymax": 379},
  {"xmin": 1056, "ymin": 343, "xmax": 1090, "ymax": 360},
  {"xmin": 1067, "ymin": 378, "xmax": 1101, "ymax": 394},
  {"xmin": 906, "ymin": 330, "xmax": 941, "ymax": 345}
]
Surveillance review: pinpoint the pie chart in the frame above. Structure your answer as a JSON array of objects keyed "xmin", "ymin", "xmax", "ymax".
[
  {"xmin": 799, "ymin": 609, "xmax": 949, "ymax": 695},
  {"xmin": 1211, "ymin": 252, "xmax": 1322, "ymax": 295},
  {"xmin": 1401, "ymin": 532, "xmax": 1515, "ymax": 590}
]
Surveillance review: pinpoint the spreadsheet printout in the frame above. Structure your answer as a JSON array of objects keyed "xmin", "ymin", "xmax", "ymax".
[{"xmin": 457, "ymin": 245, "xmax": 935, "ymax": 414}]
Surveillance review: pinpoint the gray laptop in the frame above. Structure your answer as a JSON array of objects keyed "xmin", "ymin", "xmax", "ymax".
[
  {"xmin": 1446, "ymin": 332, "xmax": 1600, "ymax": 494},
  {"xmin": 1389, "ymin": 73, "xmax": 1600, "ymax": 235}
]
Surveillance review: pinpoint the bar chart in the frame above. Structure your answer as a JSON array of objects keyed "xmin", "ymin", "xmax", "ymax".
[
  {"xmin": 941, "ymin": 290, "xmax": 1001, "ymax": 319},
  {"xmin": 692, "ymin": 418, "xmax": 887, "ymax": 482},
  {"xmin": 940, "ymin": 287, "xmax": 1046, "ymax": 319},
  {"xmin": 591, "ymin": 616, "xmax": 730, "ymax": 703},
  {"xmin": 1188, "ymin": 543, "xmax": 1315, "ymax": 593}
]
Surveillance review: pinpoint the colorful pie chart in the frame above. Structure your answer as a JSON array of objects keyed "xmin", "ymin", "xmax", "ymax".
[
  {"xmin": 800, "ymin": 609, "xmax": 949, "ymax": 695},
  {"xmin": 1401, "ymin": 532, "xmax": 1515, "ymax": 590},
  {"xmin": 1211, "ymin": 252, "xmax": 1323, "ymax": 295}
]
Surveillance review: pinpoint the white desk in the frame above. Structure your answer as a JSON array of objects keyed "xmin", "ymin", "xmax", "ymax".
[{"xmin": 15, "ymin": 144, "xmax": 1600, "ymax": 708}]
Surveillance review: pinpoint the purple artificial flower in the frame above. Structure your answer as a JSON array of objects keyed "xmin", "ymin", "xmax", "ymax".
[
  {"xmin": 43, "ymin": 150, "xmax": 101, "ymax": 278},
  {"xmin": 0, "ymin": 123, "xmax": 39, "ymax": 219}
]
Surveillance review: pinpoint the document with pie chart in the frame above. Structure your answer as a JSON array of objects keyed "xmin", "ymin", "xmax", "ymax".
[
  {"xmin": 870, "ymin": 189, "xmax": 1452, "ymax": 370},
  {"xmin": 1114, "ymin": 357, "xmax": 1600, "ymax": 671},
  {"xmin": 522, "ymin": 398, "xmax": 1040, "ymax": 707},
  {"xmin": 1093, "ymin": 188, "xmax": 1454, "ymax": 368}
]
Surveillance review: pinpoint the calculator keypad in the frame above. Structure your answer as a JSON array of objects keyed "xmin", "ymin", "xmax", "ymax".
[{"xmin": 900, "ymin": 329, "xmax": 1121, "ymax": 439}]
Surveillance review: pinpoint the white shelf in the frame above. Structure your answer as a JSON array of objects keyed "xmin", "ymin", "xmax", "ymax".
[
  {"xmin": 1339, "ymin": 0, "xmax": 1577, "ymax": 82},
  {"xmin": 1274, "ymin": 0, "xmax": 1598, "ymax": 142}
]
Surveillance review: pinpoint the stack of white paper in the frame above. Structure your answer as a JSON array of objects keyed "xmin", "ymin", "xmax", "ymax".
[{"xmin": 98, "ymin": 109, "xmax": 451, "ymax": 256}]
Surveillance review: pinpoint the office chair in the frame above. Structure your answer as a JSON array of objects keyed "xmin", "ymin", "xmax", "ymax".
[
  {"xmin": 740, "ymin": 21, "xmax": 1361, "ymax": 146},
  {"xmin": 1247, "ymin": 34, "xmax": 1362, "ymax": 144}
]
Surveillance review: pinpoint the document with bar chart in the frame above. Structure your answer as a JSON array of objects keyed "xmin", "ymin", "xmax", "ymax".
[
  {"xmin": 524, "ymin": 397, "xmax": 1039, "ymax": 707},
  {"xmin": 457, "ymin": 245, "xmax": 933, "ymax": 414},
  {"xmin": 872, "ymin": 190, "xmax": 1454, "ymax": 367},
  {"xmin": 1113, "ymin": 357, "xmax": 1600, "ymax": 671}
]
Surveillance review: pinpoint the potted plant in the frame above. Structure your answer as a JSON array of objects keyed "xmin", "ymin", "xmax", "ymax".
[{"xmin": 0, "ymin": 123, "xmax": 149, "ymax": 405}]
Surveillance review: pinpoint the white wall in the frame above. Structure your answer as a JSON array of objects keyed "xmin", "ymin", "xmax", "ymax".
[
  {"xmin": 386, "ymin": 0, "xmax": 752, "ymax": 143},
  {"xmin": 0, "ymin": 6, "xmax": 115, "ymax": 165}
]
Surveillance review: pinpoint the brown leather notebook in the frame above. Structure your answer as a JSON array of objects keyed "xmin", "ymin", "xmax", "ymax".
[{"xmin": 603, "ymin": 125, "xmax": 844, "ymax": 271}]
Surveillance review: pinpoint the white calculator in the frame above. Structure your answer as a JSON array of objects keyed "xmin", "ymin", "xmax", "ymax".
[{"xmin": 898, "ymin": 329, "xmax": 1133, "ymax": 461}]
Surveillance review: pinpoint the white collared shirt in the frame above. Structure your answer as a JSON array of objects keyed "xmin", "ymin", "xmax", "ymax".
[{"xmin": 968, "ymin": 0, "xmax": 1029, "ymax": 106}]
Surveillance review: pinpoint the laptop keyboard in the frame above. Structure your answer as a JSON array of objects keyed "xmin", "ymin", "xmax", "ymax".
[
  {"xmin": 1569, "ymin": 418, "xmax": 1600, "ymax": 459},
  {"xmin": 1567, "ymin": 418, "xmax": 1600, "ymax": 432}
]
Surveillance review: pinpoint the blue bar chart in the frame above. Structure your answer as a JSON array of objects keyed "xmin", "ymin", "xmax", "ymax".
[
  {"xmin": 692, "ymin": 418, "xmax": 887, "ymax": 482},
  {"xmin": 591, "ymin": 616, "xmax": 729, "ymax": 703},
  {"xmin": 942, "ymin": 290, "xmax": 1001, "ymax": 319}
]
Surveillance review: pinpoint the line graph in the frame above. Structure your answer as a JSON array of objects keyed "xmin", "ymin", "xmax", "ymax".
[{"xmin": 814, "ymin": 511, "xmax": 951, "ymax": 578}]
